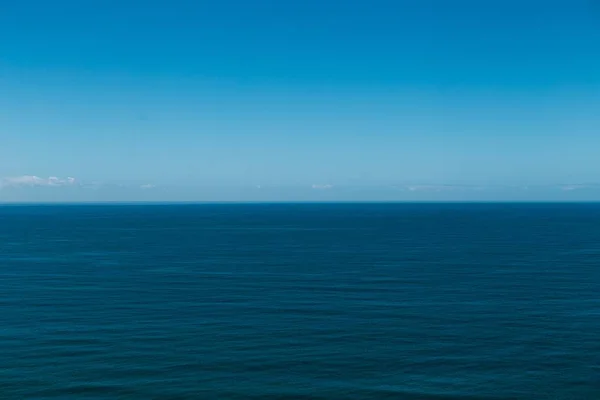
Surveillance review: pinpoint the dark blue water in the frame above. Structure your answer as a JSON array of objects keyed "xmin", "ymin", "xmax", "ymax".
[{"xmin": 1, "ymin": 203, "xmax": 600, "ymax": 399}]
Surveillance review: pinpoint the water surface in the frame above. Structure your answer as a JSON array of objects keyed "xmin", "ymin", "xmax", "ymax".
[{"xmin": 1, "ymin": 203, "xmax": 599, "ymax": 399}]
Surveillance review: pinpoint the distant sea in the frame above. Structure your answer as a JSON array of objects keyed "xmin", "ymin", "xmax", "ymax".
[{"xmin": 1, "ymin": 203, "xmax": 600, "ymax": 399}]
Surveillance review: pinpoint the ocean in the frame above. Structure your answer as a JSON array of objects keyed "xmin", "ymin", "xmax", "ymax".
[{"xmin": 1, "ymin": 203, "xmax": 599, "ymax": 399}]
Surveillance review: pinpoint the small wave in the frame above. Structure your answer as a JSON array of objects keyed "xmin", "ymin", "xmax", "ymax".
[{"xmin": 230, "ymin": 388, "xmax": 514, "ymax": 400}]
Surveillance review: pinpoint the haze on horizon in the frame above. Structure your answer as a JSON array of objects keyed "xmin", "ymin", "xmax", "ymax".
[{"xmin": 2, "ymin": 0, "xmax": 599, "ymax": 202}]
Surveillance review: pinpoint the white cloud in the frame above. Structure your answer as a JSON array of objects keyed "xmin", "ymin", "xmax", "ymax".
[
  {"xmin": 405, "ymin": 185, "xmax": 487, "ymax": 192},
  {"xmin": 0, "ymin": 175, "xmax": 78, "ymax": 189},
  {"xmin": 311, "ymin": 184, "xmax": 333, "ymax": 190},
  {"xmin": 560, "ymin": 184, "xmax": 589, "ymax": 191},
  {"xmin": 0, "ymin": 176, "xmax": 162, "ymax": 193},
  {"xmin": 407, "ymin": 185, "xmax": 447, "ymax": 192}
]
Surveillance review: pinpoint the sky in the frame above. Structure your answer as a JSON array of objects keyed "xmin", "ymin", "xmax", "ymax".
[{"xmin": 1, "ymin": 0, "xmax": 600, "ymax": 201}]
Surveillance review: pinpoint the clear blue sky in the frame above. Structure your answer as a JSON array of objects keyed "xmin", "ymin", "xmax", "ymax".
[{"xmin": 1, "ymin": 0, "xmax": 600, "ymax": 200}]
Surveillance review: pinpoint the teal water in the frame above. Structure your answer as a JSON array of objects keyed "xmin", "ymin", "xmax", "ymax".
[{"xmin": 1, "ymin": 203, "xmax": 600, "ymax": 399}]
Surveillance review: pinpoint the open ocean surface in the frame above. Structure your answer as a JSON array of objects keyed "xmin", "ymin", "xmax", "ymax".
[{"xmin": 1, "ymin": 203, "xmax": 600, "ymax": 399}]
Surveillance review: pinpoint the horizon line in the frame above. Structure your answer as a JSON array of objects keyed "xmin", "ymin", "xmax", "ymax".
[{"xmin": 2, "ymin": 200, "xmax": 600, "ymax": 206}]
